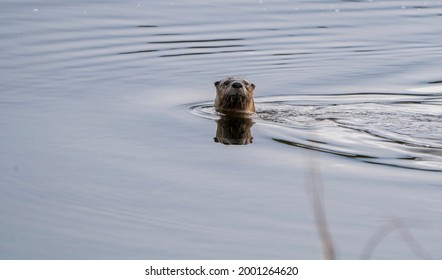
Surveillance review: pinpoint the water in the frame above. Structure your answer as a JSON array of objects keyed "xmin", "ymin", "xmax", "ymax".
[{"xmin": 1, "ymin": 0, "xmax": 442, "ymax": 259}]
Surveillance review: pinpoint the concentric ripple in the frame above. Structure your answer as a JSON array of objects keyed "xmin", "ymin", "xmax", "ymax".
[{"xmin": 190, "ymin": 92, "xmax": 442, "ymax": 172}]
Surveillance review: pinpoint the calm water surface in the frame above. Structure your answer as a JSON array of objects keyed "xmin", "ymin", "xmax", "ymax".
[{"xmin": 1, "ymin": 0, "xmax": 442, "ymax": 259}]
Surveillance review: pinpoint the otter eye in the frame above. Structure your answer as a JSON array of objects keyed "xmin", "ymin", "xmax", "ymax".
[
  {"xmin": 223, "ymin": 81, "xmax": 230, "ymax": 86},
  {"xmin": 244, "ymin": 81, "xmax": 249, "ymax": 86}
]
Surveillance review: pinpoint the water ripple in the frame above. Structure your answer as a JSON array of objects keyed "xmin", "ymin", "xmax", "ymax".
[{"xmin": 190, "ymin": 92, "xmax": 442, "ymax": 172}]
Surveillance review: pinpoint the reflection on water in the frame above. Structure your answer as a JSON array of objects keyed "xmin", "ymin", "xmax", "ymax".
[
  {"xmin": 214, "ymin": 115, "xmax": 254, "ymax": 145},
  {"xmin": 191, "ymin": 91, "xmax": 442, "ymax": 172}
]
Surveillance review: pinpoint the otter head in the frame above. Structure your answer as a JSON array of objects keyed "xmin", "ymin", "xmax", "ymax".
[{"xmin": 214, "ymin": 77, "xmax": 255, "ymax": 114}]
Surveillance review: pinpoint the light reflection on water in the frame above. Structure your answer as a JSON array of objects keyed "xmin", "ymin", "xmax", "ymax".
[
  {"xmin": 1, "ymin": 0, "xmax": 442, "ymax": 259},
  {"xmin": 191, "ymin": 91, "xmax": 442, "ymax": 171}
]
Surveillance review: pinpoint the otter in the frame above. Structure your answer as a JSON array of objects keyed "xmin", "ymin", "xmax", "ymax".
[
  {"xmin": 214, "ymin": 77, "xmax": 255, "ymax": 114},
  {"xmin": 213, "ymin": 77, "xmax": 255, "ymax": 145}
]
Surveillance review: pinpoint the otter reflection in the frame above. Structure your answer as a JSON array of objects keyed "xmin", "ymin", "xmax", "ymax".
[{"xmin": 214, "ymin": 115, "xmax": 254, "ymax": 145}]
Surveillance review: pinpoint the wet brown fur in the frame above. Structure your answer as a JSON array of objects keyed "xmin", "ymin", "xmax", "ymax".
[{"xmin": 214, "ymin": 77, "xmax": 255, "ymax": 114}]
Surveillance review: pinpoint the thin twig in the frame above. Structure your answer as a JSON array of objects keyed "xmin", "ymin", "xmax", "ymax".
[
  {"xmin": 360, "ymin": 216, "xmax": 433, "ymax": 259},
  {"xmin": 305, "ymin": 151, "xmax": 336, "ymax": 260}
]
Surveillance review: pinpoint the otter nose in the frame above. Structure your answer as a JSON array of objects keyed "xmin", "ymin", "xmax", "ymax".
[{"xmin": 232, "ymin": 82, "xmax": 242, "ymax": 89}]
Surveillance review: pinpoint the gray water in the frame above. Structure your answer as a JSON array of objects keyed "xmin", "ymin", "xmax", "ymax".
[{"xmin": 1, "ymin": 0, "xmax": 442, "ymax": 259}]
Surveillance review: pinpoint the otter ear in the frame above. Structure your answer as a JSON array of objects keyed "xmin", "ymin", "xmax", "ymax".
[
  {"xmin": 214, "ymin": 81, "xmax": 220, "ymax": 87},
  {"xmin": 251, "ymin": 83, "xmax": 255, "ymax": 90}
]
